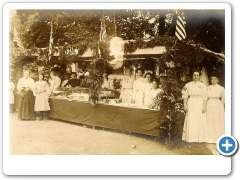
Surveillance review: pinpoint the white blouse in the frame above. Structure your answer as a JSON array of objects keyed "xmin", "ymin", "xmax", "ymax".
[
  {"xmin": 207, "ymin": 84, "xmax": 225, "ymax": 103},
  {"xmin": 182, "ymin": 81, "xmax": 207, "ymax": 100},
  {"xmin": 132, "ymin": 77, "xmax": 146, "ymax": 100},
  {"xmin": 49, "ymin": 76, "xmax": 61, "ymax": 91},
  {"xmin": 121, "ymin": 76, "xmax": 134, "ymax": 89},
  {"xmin": 17, "ymin": 77, "xmax": 35, "ymax": 91},
  {"xmin": 143, "ymin": 82, "xmax": 154, "ymax": 97}
]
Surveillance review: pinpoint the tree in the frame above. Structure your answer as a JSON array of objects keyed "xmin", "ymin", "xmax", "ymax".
[{"xmin": 193, "ymin": 18, "xmax": 225, "ymax": 53}]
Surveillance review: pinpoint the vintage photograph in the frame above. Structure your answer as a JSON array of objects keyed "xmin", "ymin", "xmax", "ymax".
[{"xmin": 9, "ymin": 8, "xmax": 225, "ymax": 155}]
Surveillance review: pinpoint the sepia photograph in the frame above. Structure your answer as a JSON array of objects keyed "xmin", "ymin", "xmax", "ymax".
[
  {"xmin": 3, "ymin": 2, "xmax": 233, "ymax": 176},
  {"xmin": 8, "ymin": 7, "xmax": 226, "ymax": 155}
]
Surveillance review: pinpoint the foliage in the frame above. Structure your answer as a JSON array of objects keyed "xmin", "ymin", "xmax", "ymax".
[
  {"xmin": 16, "ymin": 10, "xmax": 168, "ymax": 49},
  {"xmin": 155, "ymin": 40, "xmax": 206, "ymax": 145},
  {"xmin": 81, "ymin": 59, "xmax": 109, "ymax": 105},
  {"xmin": 193, "ymin": 18, "xmax": 225, "ymax": 53},
  {"xmin": 10, "ymin": 9, "xmax": 225, "ymax": 144},
  {"xmin": 9, "ymin": 10, "xmax": 28, "ymax": 83}
]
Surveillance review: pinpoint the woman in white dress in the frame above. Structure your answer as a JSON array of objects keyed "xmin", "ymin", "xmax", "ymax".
[
  {"xmin": 101, "ymin": 73, "xmax": 110, "ymax": 89},
  {"xmin": 132, "ymin": 68, "xmax": 146, "ymax": 105},
  {"xmin": 143, "ymin": 72, "xmax": 154, "ymax": 106},
  {"xmin": 151, "ymin": 79, "xmax": 162, "ymax": 109},
  {"xmin": 206, "ymin": 75, "xmax": 225, "ymax": 143},
  {"xmin": 182, "ymin": 70, "xmax": 208, "ymax": 143},
  {"xmin": 17, "ymin": 70, "xmax": 35, "ymax": 120},
  {"xmin": 49, "ymin": 71, "xmax": 61, "ymax": 91},
  {"xmin": 119, "ymin": 68, "xmax": 134, "ymax": 103},
  {"xmin": 34, "ymin": 74, "xmax": 52, "ymax": 120}
]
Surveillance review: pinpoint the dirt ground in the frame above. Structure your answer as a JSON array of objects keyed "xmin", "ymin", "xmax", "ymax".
[{"xmin": 9, "ymin": 113, "xmax": 217, "ymax": 155}]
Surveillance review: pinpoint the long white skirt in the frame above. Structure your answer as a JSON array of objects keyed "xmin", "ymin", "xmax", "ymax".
[
  {"xmin": 34, "ymin": 92, "xmax": 50, "ymax": 111},
  {"xmin": 182, "ymin": 97, "xmax": 207, "ymax": 143},
  {"xmin": 206, "ymin": 99, "xmax": 225, "ymax": 143}
]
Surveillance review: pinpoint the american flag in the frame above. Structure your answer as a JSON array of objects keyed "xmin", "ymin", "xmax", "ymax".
[
  {"xmin": 175, "ymin": 11, "xmax": 187, "ymax": 41},
  {"xmin": 98, "ymin": 42, "xmax": 101, "ymax": 59},
  {"xmin": 13, "ymin": 26, "xmax": 25, "ymax": 50},
  {"xmin": 99, "ymin": 19, "xmax": 106, "ymax": 42},
  {"xmin": 48, "ymin": 21, "xmax": 54, "ymax": 61}
]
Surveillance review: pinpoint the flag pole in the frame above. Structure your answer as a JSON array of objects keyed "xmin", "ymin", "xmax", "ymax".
[{"xmin": 48, "ymin": 19, "xmax": 54, "ymax": 62}]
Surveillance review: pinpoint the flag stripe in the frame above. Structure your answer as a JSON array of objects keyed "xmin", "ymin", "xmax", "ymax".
[
  {"xmin": 175, "ymin": 13, "xmax": 187, "ymax": 41},
  {"xmin": 13, "ymin": 27, "xmax": 25, "ymax": 50},
  {"xmin": 99, "ymin": 19, "xmax": 106, "ymax": 42},
  {"xmin": 175, "ymin": 33, "xmax": 183, "ymax": 41},
  {"xmin": 176, "ymin": 26, "xmax": 186, "ymax": 40},
  {"xmin": 13, "ymin": 37, "xmax": 25, "ymax": 49},
  {"xmin": 98, "ymin": 17, "xmax": 107, "ymax": 58},
  {"xmin": 176, "ymin": 21, "xmax": 186, "ymax": 36},
  {"xmin": 98, "ymin": 42, "xmax": 101, "ymax": 59},
  {"xmin": 48, "ymin": 21, "xmax": 54, "ymax": 61}
]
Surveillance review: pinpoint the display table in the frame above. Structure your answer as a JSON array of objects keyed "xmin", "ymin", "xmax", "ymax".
[{"xmin": 48, "ymin": 98, "xmax": 160, "ymax": 136}]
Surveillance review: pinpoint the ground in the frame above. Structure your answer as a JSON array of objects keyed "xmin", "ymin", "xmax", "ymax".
[{"xmin": 9, "ymin": 113, "xmax": 218, "ymax": 155}]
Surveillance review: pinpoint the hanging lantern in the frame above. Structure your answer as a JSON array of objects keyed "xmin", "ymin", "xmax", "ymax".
[{"xmin": 109, "ymin": 37, "xmax": 124, "ymax": 70}]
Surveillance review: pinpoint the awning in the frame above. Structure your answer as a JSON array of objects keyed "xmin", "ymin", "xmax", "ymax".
[
  {"xmin": 65, "ymin": 56, "xmax": 93, "ymax": 62},
  {"xmin": 14, "ymin": 56, "xmax": 35, "ymax": 66},
  {"xmin": 124, "ymin": 46, "xmax": 166, "ymax": 59},
  {"xmin": 50, "ymin": 56, "xmax": 68, "ymax": 63}
]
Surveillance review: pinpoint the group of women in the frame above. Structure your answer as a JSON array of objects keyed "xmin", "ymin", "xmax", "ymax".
[
  {"xmin": 15, "ymin": 70, "xmax": 52, "ymax": 121},
  {"xmin": 182, "ymin": 70, "xmax": 225, "ymax": 144},
  {"xmin": 11, "ymin": 67, "xmax": 225, "ymax": 144},
  {"xmin": 119, "ymin": 67, "xmax": 162, "ymax": 109}
]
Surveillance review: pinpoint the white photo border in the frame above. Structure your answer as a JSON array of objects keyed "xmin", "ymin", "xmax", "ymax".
[{"xmin": 3, "ymin": 2, "xmax": 232, "ymax": 175}]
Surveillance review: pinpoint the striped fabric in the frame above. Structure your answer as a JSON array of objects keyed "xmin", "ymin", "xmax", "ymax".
[
  {"xmin": 99, "ymin": 19, "xmax": 106, "ymax": 42},
  {"xmin": 48, "ymin": 21, "xmax": 54, "ymax": 61},
  {"xmin": 175, "ymin": 12, "xmax": 187, "ymax": 41},
  {"xmin": 13, "ymin": 27, "xmax": 25, "ymax": 49},
  {"xmin": 98, "ymin": 42, "xmax": 101, "ymax": 59}
]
